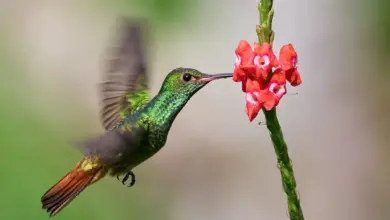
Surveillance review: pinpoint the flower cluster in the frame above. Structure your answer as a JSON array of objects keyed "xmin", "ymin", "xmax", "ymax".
[{"xmin": 233, "ymin": 40, "xmax": 302, "ymax": 122}]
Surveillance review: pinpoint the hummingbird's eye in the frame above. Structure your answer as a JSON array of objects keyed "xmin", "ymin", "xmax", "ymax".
[{"xmin": 182, "ymin": 73, "xmax": 192, "ymax": 82}]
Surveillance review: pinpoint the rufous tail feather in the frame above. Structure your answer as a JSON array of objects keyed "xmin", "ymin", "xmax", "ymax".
[{"xmin": 41, "ymin": 162, "xmax": 102, "ymax": 217}]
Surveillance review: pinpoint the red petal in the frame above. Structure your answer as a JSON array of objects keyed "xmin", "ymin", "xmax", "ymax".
[
  {"xmin": 263, "ymin": 99, "xmax": 278, "ymax": 111},
  {"xmin": 233, "ymin": 73, "xmax": 241, "ymax": 82},
  {"xmin": 254, "ymin": 42, "xmax": 279, "ymax": 67},
  {"xmin": 241, "ymin": 80, "xmax": 246, "ymax": 92},
  {"xmin": 261, "ymin": 69, "xmax": 269, "ymax": 81},
  {"xmin": 233, "ymin": 40, "xmax": 257, "ymax": 79},
  {"xmin": 270, "ymin": 68, "xmax": 287, "ymax": 84},
  {"xmin": 254, "ymin": 57, "xmax": 271, "ymax": 81},
  {"xmin": 253, "ymin": 43, "xmax": 279, "ymax": 81},
  {"xmin": 259, "ymin": 90, "xmax": 277, "ymax": 111},
  {"xmin": 236, "ymin": 40, "xmax": 253, "ymax": 54},
  {"xmin": 242, "ymin": 77, "xmax": 266, "ymax": 92},
  {"xmin": 233, "ymin": 67, "xmax": 246, "ymax": 82},
  {"xmin": 274, "ymin": 84, "xmax": 287, "ymax": 99},
  {"xmin": 240, "ymin": 64, "xmax": 257, "ymax": 75},
  {"xmin": 258, "ymin": 90, "xmax": 272, "ymax": 103},
  {"xmin": 268, "ymin": 81, "xmax": 287, "ymax": 99},
  {"xmin": 247, "ymin": 78, "xmax": 265, "ymax": 92},
  {"xmin": 279, "ymin": 44, "xmax": 297, "ymax": 71},
  {"xmin": 254, "ymin": 42, "xmax": 271, "ymax": 56},
  {"xmin": 236, "ymin": 40, "xmax": 255, "ymax": 66},
  {"xmin": 245, "ymin": 92, "xmax": 262, "ymax": 122},
  {"xmin": 286, "ymin": 68, "xmax": 302, "ymax": 86}
]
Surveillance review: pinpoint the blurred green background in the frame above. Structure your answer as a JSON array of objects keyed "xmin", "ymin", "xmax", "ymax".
[{"xmin": 1, "ymin": 0, "xmax": 390, "ymax": 219}]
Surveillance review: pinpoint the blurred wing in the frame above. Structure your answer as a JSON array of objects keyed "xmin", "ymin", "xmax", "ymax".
[
  {"xmin": 100, "ymin": 18, "xmax": 151, "ymax": 130},
  {"xmin": 76, "ymin": 123, "xmax": 147, "ymax": 165}
]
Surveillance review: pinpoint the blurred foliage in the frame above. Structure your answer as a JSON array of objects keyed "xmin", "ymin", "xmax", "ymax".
[
  {"xmin": 362, "ymin": 0, "xmax": 390, "ymax": 64},
  {"xmin": 376, "ymin": 1, "xmax": 390, "ymax": 55},
  {"xmin": 109, "ymin": 0, "xmax": 197, "ymax": 31}
]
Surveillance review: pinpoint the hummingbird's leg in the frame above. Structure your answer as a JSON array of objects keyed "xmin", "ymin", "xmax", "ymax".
[
  {"xmin": 128, "ymin": 171, "xmax": 136, "ymax": 187},
  {"xmin": 121, "ymin": 174, "xmax": 129, "ymax": 185},
  {"xmin": 116, "ymin": 171, "xmax": 136, "ymax": 187}
]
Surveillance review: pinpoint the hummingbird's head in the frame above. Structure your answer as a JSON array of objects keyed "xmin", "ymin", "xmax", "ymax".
[{"xmin": 158, "ymin": 68, "xmax": 232, "ymax": 97}]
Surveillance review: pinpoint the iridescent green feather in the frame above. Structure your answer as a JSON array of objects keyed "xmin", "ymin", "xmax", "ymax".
[{"xmin": 120, "ymin": 75, "xmax": 150, "ymax": 119}]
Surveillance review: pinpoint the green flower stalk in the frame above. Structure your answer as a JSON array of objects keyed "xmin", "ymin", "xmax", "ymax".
[
  {"xmin": 231, "ymin": 0, "xmax": 304, "ymax": 219},
  {"xmin": 258, "ymin": 1, "xmax": 305, "ymax": 219}
]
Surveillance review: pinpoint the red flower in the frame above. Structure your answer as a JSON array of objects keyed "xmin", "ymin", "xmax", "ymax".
[
  {"xmin": 253, "ymin": 42, "xmax": 279, "ymax": 81},
  {"xmin": 245, "ymin": 91, "xmax": 262, "ymax": 122},
  {"xmin": 259, "ymin": 80, "xmax": 287, "ymax": 111},
  {"xmin": 233, "ymin": 40, "xmax": 256, "ymax": 82},
  {"xmin": 244, "ymin": 78, "xmax": 264, "ymax": 121},
  {"xmin": 279, "ymin": 44, "xmax": 302, "ymax": 86},
  {"xmin": 232, "ymin": 40, "xmax": 302, "ymax": 121}
]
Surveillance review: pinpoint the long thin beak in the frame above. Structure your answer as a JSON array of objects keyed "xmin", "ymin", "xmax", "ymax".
[{"xmin": 200, "ymin": 73, "xmax": 233, "ymax": 82}]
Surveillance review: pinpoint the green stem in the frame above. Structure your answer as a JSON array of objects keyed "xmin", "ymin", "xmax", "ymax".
[{"xmin": 257, "ymin": 1, "xmax": 305, "ymax": 219}]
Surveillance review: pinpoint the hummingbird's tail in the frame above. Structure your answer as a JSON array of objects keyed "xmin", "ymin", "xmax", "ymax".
[{"xmin": 41, "ymin": 161, "xmax": 103, "ymax": 217}]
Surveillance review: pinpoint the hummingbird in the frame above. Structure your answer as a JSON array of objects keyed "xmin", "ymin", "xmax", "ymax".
[{"xmin": 40, "ymin": 18, "xmax": 232, "ymax": 217}]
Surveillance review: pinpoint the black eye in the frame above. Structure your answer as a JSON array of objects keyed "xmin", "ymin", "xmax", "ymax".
[{"xmin": 182, "ymin": 73, "xmax": 192, "ymax": 82}]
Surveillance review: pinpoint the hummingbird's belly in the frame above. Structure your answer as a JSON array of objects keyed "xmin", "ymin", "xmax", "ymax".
[{"xmin": 109, "ymin": 144, "xmax": 161, "ymax": 176}]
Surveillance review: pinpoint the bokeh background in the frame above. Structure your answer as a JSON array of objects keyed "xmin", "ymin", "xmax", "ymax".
[{"xmin": 0, "ymin": 0, "xmax": 389, "ymax": 219}]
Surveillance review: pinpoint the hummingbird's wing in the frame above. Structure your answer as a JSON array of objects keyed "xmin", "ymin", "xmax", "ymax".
[{"xmin": 99, "ymin": 17, "xmax": 150, "ymax": 130}]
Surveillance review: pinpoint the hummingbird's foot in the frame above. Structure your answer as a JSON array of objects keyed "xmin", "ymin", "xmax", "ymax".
[{"xmin": 117, "ymin": 171, "xmax": 136, "ymax": 187}]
